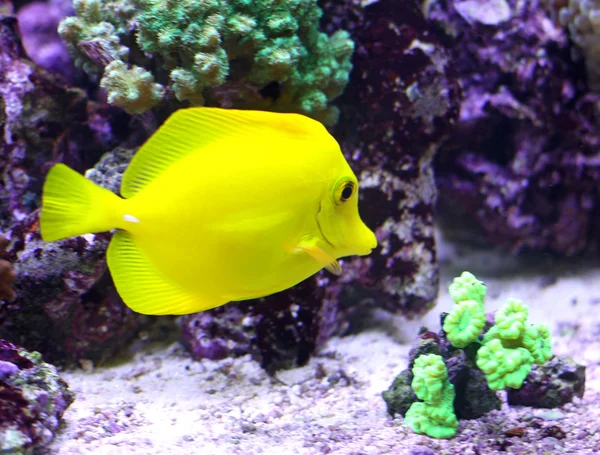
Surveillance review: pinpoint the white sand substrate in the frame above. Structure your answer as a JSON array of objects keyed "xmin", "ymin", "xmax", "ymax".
[{"xmin": 42, "ymin": 236, "xmax": 600, "ymax": 455}]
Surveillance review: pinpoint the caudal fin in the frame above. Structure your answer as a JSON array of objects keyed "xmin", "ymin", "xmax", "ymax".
[{"xmin": 40, "ymin": 163, "xmax": 123, "ymax": 242}]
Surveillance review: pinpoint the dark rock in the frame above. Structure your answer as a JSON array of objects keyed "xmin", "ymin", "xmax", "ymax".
[
  {"xmin": 507, "ymin": 356, "xmax": 586, "ymax": 408},
  {"xmin": 382, "ymin": 324, "xmax": 501, "ymax": 419},
  {"xmin": 382, "ymin": 370, "xmax": 417, "ymax": 417},
  {"xmin": 321, "ymin": 0, "xmax": 461, "ymax": 317}
]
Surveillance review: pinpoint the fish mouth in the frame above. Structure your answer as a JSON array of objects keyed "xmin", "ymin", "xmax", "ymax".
[{"xmin": 316, "ymin": 202, "xmax": 334, "ymax": 247}]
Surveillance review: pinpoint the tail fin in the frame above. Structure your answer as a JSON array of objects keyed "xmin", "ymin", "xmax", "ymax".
[{"xmin": 40, "ymin": 164, "xmax": 123, "ymax": 242}]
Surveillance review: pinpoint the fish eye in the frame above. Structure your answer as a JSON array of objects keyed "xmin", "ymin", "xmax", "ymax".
[
  {"xmin": 332, "ymin": 177, "xmax": 357, "ymax": 205},
  {"xmin": 341, "ymin": 184, "xmax": 354, "ymax": 202}
]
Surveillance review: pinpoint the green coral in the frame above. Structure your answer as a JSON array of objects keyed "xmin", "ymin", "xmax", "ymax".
[
  {"xmin": 442, "ymin": 299, "xmax": 486, "ymax": 348},
  {"xmin": 477, "ymin": 298, "xmax": 553, "ymax": 390},
  {"xmin": 492, "ymin": 298, "xmax": 529, "ymax": 340},
  {"xmin": 400, "ymin": 272, "xmax": 555, "ymax": 439},
  {"xmin": 522, "ymin": 323, "xmax": 553, "ymax": 364},
  {"xmin": 58, "ymin": 0, "xmax": 353, "ymax": 122},
  {"xmin": 476, "ymin": 338, "xmax": 534, "ymax": 390},
  {"xmin": 100, "ymin": 61, "xmax": 165, "ymax": 114},
  {"xmin": 448, "ymin": 271, "xmax": 486, "ymax": 304},
  {"xmin": 405, "ymin": 354, "xmax": 458, "ymax": 439},
  {"xmin": 442, "ymin": 272, "xmax": 553, "ymax": 392},
  {"xmin": 58, "ymin": 0, "xmax": 136, "ymax": 74}
]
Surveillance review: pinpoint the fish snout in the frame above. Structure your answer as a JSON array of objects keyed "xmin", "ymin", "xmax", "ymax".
[{"xmin": 354, "ymin": 225, "xmax": 377, "ymax": 256}]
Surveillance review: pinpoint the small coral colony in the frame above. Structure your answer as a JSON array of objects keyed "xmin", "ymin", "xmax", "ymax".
[{"xmin": 0, "ymin": 0, "xmax": 593, "ymax": 451}]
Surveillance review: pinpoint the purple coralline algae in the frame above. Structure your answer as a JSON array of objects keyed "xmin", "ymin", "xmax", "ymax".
[
  {"xmin": 180, "ymin": 0, "xmax": 461, "ymax": 372},
  {"xmin": 17, "ymin": 0, "xmax": 77, "ymax": 81},
  {"xmin": 0, "ymin": 339, "xmax": 74, "ymax": 453},
  {"xmin": 0, "ymin": 4, "xmax": 129, "ymax": 229},
  {"xmin": 429, "ymin": 0, "xmax": 600, "ymax": 254}
]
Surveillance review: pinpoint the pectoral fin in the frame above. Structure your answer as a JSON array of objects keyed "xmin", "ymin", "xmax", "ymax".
[{"xmin": 294, "ymin": 238, "xmax": 342, "ymax": 276}]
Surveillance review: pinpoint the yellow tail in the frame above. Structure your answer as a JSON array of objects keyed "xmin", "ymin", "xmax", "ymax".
[{"xmin": 40, "ymin": 163, "xmax": 124, "ymax": 242}]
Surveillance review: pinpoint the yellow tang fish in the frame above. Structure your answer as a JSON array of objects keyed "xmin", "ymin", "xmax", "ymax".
[{"xmin": 40, "ymin": 108, "xmax": 377, "ymax": 315}]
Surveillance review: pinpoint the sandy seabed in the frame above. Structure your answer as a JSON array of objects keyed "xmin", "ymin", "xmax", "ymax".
[{"xmin": 42, "ymin": 237, "xmax": 600, "ymax": 455}]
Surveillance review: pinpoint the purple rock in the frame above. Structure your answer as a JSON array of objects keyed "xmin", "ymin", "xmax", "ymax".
[
  {"xmin": 179, "ymin": 305, "xmax": 258, "ymax": 361},
  {"xmin": 17, "ymin": 1, "xmax": 76, "ymax": 80},
  {"xmin": 430, "ymin": 0, "xmax": 600, "ymax": 254},
  {"xmin": 0, "ymin": 360, "xmax": 19, "ymax": 378}
]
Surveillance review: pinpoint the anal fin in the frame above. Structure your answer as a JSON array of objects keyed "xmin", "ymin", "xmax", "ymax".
[
  {"xmin": 107, "ymin": 231, "xmax": 226, "ymax": 315},
  {"xmin": 294, "ymin": 238, "xmax": 342, "ymax": 276}
]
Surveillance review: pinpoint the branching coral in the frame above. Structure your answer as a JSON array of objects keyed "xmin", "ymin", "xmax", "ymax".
[
  {"xmin": 442, "ymin": 300, "xmax": 485, "ymax": 348},
  {"xmin": 58, "ymin": 0, "xmax": 354, "ymax": 123}
]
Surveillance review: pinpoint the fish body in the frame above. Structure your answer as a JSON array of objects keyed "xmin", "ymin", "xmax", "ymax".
[{"xmin": 40, "ymin": 108, "xmax": 376, "ymax": 315}]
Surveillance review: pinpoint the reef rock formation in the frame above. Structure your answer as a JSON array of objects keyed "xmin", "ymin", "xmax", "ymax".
[
  {"xmin": 0, "ymin": 6, "xmax": 148, "ymax": 364},
  {"xmin": 430, "ymin": 0, "xmax": 600, "ymax": 254},
  {"xmin": 0, "ymin": 339, "xmax": 74, "ymax": 453}
]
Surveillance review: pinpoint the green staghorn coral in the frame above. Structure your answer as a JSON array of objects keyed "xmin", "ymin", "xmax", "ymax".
[{"xmin": 58, "ymin": 0, "xmax": 353, "ymax": 123}]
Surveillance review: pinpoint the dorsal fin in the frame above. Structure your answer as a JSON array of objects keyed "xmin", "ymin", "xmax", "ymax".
[{"xmin": 120, "ymin": 107, "xmax": 328, "ymax": 198}]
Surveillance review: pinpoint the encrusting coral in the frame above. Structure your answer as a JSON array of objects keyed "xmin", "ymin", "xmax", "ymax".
[{"xmin": 58, "ymin": 0, "xmax": 354, "ymax": 124}]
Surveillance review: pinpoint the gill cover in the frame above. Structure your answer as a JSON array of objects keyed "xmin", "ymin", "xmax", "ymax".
[{"xmin": 317, "ymin": 175, "xmax": 377, "ymax": 258}]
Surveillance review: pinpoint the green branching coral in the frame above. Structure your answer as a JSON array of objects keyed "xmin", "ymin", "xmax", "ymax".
[
  {"xmin": 58, "ymin": 0, "xmax": 136, "ymax": 74},
  {"xmin": 492, "ymin": 298, "xmax": 529, "ymax": 340},
  {"xmin": 58, "ymin": 0, "xmax": 353, "ymax": 123},
  {"xmin": 522, "ymin": 323, "xmax": 553, "ymax": 364},
  {"xmin": 399, "ymin": 272, "xmax": 556, "ymax": 439},
  {"xmin": 405, "ymin": 354, "xmax": 458, "ymax": 439}
]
